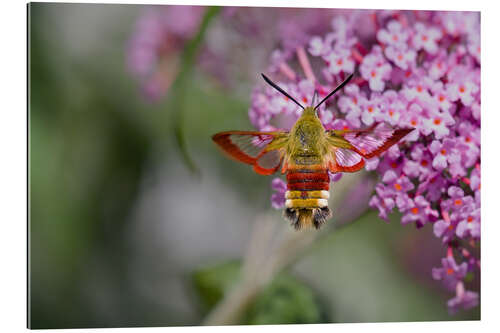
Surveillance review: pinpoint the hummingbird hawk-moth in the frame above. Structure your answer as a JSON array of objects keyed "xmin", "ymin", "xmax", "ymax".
[{"xmin": 212, "ymin": 74, "xmax": 413, "ymax": 230}]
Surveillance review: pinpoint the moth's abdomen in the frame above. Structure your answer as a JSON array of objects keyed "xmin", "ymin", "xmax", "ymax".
[
  {"xmin": 284, "ymin": 167, "xmax": 332, "ymax": 229},
  {"xmin": 285, "ymin": 170, "xmax": 329, "ymax": 208}
]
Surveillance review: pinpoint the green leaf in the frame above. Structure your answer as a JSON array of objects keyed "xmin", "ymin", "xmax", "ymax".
[
  {"xmin": 192, "ymin": 260, "xmax": 241, "ymax": 312},
  {"xmin": 192, "ymin": 261, "xmax": 325, "ymax": 324},
  {"xmin": 243, "ymin": 274, "xmax": 323, "ymax": 325}
]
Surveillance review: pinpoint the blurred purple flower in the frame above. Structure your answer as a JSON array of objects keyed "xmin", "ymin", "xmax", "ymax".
[
  {"xmin": 411, "ymin": 22, "xmax": 442, "ymax": 54},
  {"xmin": 270, "ymin": 177, "xmax": 287, "ymax": 209},
  {"xmin": 447, "ymin": 282, "xmax": 479, "ymax": 315},
  {"xmin": 127, "ymin": 6, "xmax": 205, "ymax": 100},
  {"xmin": 376, "ymin": 20, "xmax": 409, "ymax": 48}
]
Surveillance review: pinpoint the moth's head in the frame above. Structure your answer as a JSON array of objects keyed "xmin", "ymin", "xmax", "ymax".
[
  {"xmin": 261, "ymin": 73, "xmax": 354, "ymax": 118},
  {"xmin": 302, "ymin": 106, "xmax": 318, "ymax": 117}
]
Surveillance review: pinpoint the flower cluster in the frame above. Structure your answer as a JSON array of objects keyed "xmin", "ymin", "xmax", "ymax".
[
  {"xmin": 252, "ymin": 11, "xmax": 480, "ymax": 313},
  {"xmin": 128, "ymin": 6, "xmax": 339, "ymax": 101},
  {"xmin": 127, "ymin": 6, "xmax": 205, "ymax": 100}
]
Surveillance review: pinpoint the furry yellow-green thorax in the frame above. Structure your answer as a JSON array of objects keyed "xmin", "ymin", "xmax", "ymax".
[{"xmin": 287, "ymin": 106, "xmax": 327, "ymax": 163}]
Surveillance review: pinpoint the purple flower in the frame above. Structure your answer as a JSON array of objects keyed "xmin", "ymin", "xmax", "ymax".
[
  {"xmin": 456, "ymin": 205, "xmax": 480, "ymax": 239},
  {"xmin": 441, "ymin": 186, "xmax": 474, "ymax": 215},
  {"xmin": 447, "ymin": 81, "xmax": 479, "ymax": 107},
  {"xmin": 438, "ymin": 12, "xmax": 479, "ymax": 37},
  {"xmin": 457, "ymin": 122, "xmax": 480, "ymax": 168},
  {"xmin": 411, "ymin": 22, "xmax": 442, "ymax": 54},
  {"xmin": 426, "ymin": 50, "xmax": 449, "ymax": 80},
  {"xmin": 401, "ymin": 195, "xmax": 438, "ymax": 226},
  {"xmin": 434, "ymin": 217, "xmax": 457, "ymax": 244},
  {"xmin": 308, "ymin": 35, "xmax": 332, "ymax": 57},
  {"xmin": 379, "ymin": 90, "xmax": 405, "ymax": 126},
  {"xmin": 127, "ymin": 6, "xmax": 205, "ymax": 100},
  {"xmin": 270, "ymin": 177, "xmax": 287, "ymax": 209},
  {"xmin": 376, "ymin": 20, "xmax": 409, "ymax": 48},
  {"xmin": 428, "ymin": 139, "xmax": 463, "ymax": 176},
  {"xmin": 403, "ymin": 144, "xmax": 432, "ymax": 181},
  {"xmin": 324, "ymin": 49, "xmax": 355, "ymax": 75},
  {"xmin": 359, "ymin": 46, "xmax": 392, "ymax": 91},
  {"xmin": 447, "ymin": 282, "xmax": 479, "ymax": 314},
  {"xmin": 430, "ymin": 81, "xmax": 454, "ymax": 114},
  {"xmin": 385, "ymin": 45, "xmax": 416, "ymax": 70},
  {"xmin": 360, "ymin": 94, "xmax": 383, "ymax": 126},
  {"xmin": 422, "ymin": 110, "xmax": 455, "ymax": 140},
  {"xmin": 337, "ymin": 84, "xmax": 364, "ymax": 128},
  {"xmin": 432, "ymin": 256, "xmax": 468, "ymax": 291},
  {"xmin": 417, "ymin": 172, "xmax": 446, "ymax": 202},
  {"xmin": 470, "ymin": 166, "xmax": 480, "ymax": 192},
  {"xmin": 328, "ymin": 172, "xmax": 343, "ymax": 182},
  {"xmin": 369, "ymin": 191, "xmax": 395, "ymax": 221}
]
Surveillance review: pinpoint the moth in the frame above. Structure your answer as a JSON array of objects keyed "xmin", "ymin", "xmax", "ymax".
[{"xmin": 212, "ymin": 74, "xmax": 414, "ymax": 230}]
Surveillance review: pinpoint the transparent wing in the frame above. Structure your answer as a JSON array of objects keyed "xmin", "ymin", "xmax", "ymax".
[
  {"xmin": 328, "ymin": 123, "xmax": 414, "ymax": 159},
  {"xmin": 328, "ymin": 147, "xmax": 365, "ymax": 173},
  {"xmin": 325, "ymin": 123, "xmax": 414, "ymax": 172}
]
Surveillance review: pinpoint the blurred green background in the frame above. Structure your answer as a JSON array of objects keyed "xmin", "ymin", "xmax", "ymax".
[{"xmin": 28, "ymin": 3, "xmax": 479, "ymax": 329}]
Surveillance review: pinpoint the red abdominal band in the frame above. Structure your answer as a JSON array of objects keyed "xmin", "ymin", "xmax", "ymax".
[{"xmin": 287, "ymin": 182, "xmax": 329, "ymax": 191}]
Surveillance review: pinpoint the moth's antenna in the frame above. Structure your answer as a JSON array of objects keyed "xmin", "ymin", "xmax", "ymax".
[
  {"xmin": 314, "ymin": 73, "xmax": 354, "ymax": 110},
  {"xmin": 261, "ymin": 73, "xmax": 304, "ymax": 110}
]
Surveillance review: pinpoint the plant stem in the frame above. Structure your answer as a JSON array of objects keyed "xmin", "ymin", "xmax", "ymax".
[{"xmin": 167, "ymin": 6, "xmax": 221, "ymax": 175}]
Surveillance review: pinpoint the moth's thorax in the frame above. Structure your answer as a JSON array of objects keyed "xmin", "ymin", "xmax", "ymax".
[{"xmin": 288, "ymin": 107, "xmax": 326, "ymax": 162}]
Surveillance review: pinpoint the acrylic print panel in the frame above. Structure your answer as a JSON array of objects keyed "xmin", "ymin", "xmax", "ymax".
[{"xmin": 28, "ymin": 2, "xmax": 480, "ymax": 329}]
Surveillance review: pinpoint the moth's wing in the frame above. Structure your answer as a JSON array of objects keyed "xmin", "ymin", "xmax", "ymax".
[
  {"xmin": 212, "ymin": 131, "xmax": 289, "ymax": 175},
  {"xmin": 324, "ymin": 123, "xmax": 414, "ymax": 172},
  {"xmin": 323, "ymin": 129, "xmax": 365, "ymax": 172},
  {"xmin": 327, "ymin": 147, "xmax": 366, "ymax": 173},
  {"xmin": 328, "ymin": 123, "xmax": 414, "ymax": 159}
]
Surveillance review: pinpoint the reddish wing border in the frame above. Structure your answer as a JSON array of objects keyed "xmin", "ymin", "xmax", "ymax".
[
  {"xmin": 328, "ymin": 148, "xmax": 366, "ymax": 173},
  {"xmin": 212, "ymin": 131, "xmax": 286, "ymax": 175},
  {"xmin": 212, "ymin": 131, "xmax": 263, "ymax": 165},
  {"xmin": 328, "ymin": 158, "xmax": 366, "ymax": 173}
]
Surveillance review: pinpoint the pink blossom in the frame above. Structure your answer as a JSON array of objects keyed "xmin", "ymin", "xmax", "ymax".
[
  {"xmin": 432, "ymin": 256, "xmax": 468, "ymax": 290},
  {"xmin": 426, "ymin": 51, "xmax": 449, "ymax": 80},
  {"xmin": 360, "ymin": 95, "xmax": 383, "ymax": 126},
  {"xmin": 385, "ymin": 45, "xmax": 416, "ymax": 70},
  {"xmin": 447, "ymin": 81, "xmax": 479, "ymax": 107},
  {"xmin": 431, "ymin": 81, "xmax": 454, "ymax": 113},
  {"xmin": 376, "ymin": 20, "xmax": 409, "ymax": 48},
  {"xmin": 447, "ymin": 282, "xmax": 479, "ymax": 314},
  {"xmin": 270, "ymin": 177, "xmax": 287, "ymax": 209},
  {"xmin": 369, "ymin": 191, "xmax": 395, "ymax": 221},
  {"xmin": 434, "ymin": 216, "xmax": 458, "ymax": 243},
  {"xmin": 359, "ymin": 46, "xmax": 392, "ymax": 91},
  {"xmin": 324, "ymin": 49, "xmax": 355, "ymax": 75},
  {"xmin": 428, "ymin": 139, "xmax": 461, "ymax": 173},
  {"xmin": 401, "ymin": 195, "xmax": 438, "ymax": 226},
  {"xmin": 422, "ymin": 109, "xmax": 455, "ymax": 140},
  {"xmin": 308, "ymin": 35, "xmax": 332, "ymax": 57},
  {"xmin": 411, "ymin": 22, "xmax": 442, "ymax": 54},
  {"xmin": 456, "ymin": 206, "xmax": 480, "ymax": 239}
]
